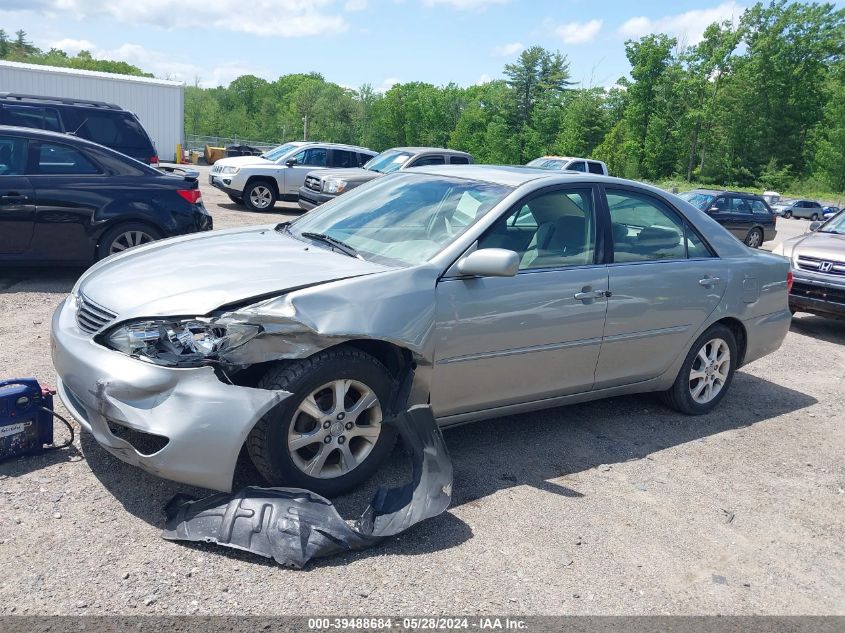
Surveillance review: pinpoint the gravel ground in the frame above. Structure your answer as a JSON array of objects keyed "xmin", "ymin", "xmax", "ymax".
[{"xmin": 1, "ymin": 167, "xmax": 843, "ymax": 615}]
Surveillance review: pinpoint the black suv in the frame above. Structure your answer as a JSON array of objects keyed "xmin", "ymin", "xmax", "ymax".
[
  {"xmin": 677, "ymin": 189, "xmax": 777, "ymax": 248},
  {"xmin": 0, "ymin": 93, "xmax": 158, "ymax": 165},
  {"xmin": 0, "ymin": 126, "xmax": 211, "ymax": 265}
]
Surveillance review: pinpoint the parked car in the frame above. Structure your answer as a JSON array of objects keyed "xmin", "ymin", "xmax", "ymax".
[
  {"xmin": 776, "ymin": 199, "xmax": 825, "ymax": 220},
  {"xmin": 526, "ymin": 156, "xmax": 609, "ymax": 175},
  {"xmin": 677, "ymin": 189, "xmax": 777, "ymax": 248},
  {"xmin": 210, "ymin": 141, "xmax": 377, "ymax": 211},
  {"xmin": 823, "ymin": 205, "xmax": 841, "ymax": 219},
  {"xmin": 0, "ymin": 93, "xmax": 158, "ymax": 165},
  {"xmin": 0, "ymin": 126, "xmax": 211, "ymax": 264},
  {"xmin": 298, "ymin": 147, "xmax": 473, "ymax": 210},
  {"xmin": 774, "ymin": 209, "xmax": 845, "ymax": 319},
  {"xmin": 52, "ymin": 166, "xmax": 791, "ymax": 496}
]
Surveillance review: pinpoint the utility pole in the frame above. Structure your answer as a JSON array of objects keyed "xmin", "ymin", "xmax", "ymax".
[{"xmin": 303, "ymin": 115, "xmax": 309, "ymax": 141}]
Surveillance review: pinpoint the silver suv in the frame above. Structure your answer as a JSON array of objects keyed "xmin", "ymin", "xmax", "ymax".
[{"xmin": 210, "ymin": 142, "xmax": 376, "ymax": 211}]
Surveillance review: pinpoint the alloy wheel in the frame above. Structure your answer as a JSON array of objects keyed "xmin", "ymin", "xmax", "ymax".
[
  {"xmin": 287, "ymin": 379, "xmax": 382, "ymax": 479},
  {"xmin": 249, "ymin": 185, "xmax": 273, "ymax": 209},
  {"xmin": 109, "ymin": 230, "xmax": 155, "ymax": 254},
  {"xmin": 746, "ymin": 229, "xmax": 762, "ymax": 248},
  {"xmin": 688, "ymin": 338, "xmax": 731, "ymax": 404}
]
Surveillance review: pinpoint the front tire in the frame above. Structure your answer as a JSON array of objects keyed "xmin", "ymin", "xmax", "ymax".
[
  {"xmin": 247, "ymin": 347, "xmax": 397, "ymax": 497},
  {"xmin": 784, "ymin": 211, "xmax": 792, "ymax": 219},
  {"xmin": 811, "ymin": 213, "xmax": 819, "ymax": 221},
  {"xmin": 661, "ymin": 324, "xmax": 738, "ymax": 415},
  {"xmin": 243, "ymin": 180, "xmax": 277, "ymax": 211}
]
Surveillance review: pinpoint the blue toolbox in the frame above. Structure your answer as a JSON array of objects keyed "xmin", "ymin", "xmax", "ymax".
[{"xmin": 0, "ymin": 378, "xmax": 60, "ymax": 462}]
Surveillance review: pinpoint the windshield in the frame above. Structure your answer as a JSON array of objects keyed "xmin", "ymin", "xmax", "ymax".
[
  {"xmin": 261, "ymin": 143, "xmax": 302, "ymax": 161},
  {"xmin": 678, "ymin": 191, "xmax": 716, "ymax": 210},
  {"xmin": 363, "ymin": 150, "xmax": 413, "ymax": 174},
  {"xmin": 290, "ymin": 173, "xmax": 512, "ymax": 266},
  {"xmin": 818, "ymin": 210, "xmax": 845, "ymax": 234}
]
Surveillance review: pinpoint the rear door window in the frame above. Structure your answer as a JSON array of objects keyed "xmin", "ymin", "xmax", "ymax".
[
  {"xmin": 587, "ymin": 161, "xmax": 604, "ymax": 175},
  {"xmin": 2, "ymin": 105, "xmax": 62, "ymax": 132},
  {"xmin": 330, "ymin": 149, "xmax": 357, "ymax": 168},
  {"xmin": 30, "ymin": 142, "xmax": 101, "ymax": 175},
  {"xmin": 750, "ymin": 200, "xmax": 771, "ymax": 215},
  {"xmin": 567, "ymin": 161, "xmax": 587, "ymax": 172},
  {"xmin": 358, "ymin": 152, "xmax": 375, "ymax": 166},
  {"xmin": 449, "ymin": 155, "xmax": 470, "ymax": 165},
  {"xmin": 729, "ymin": 197, "xmax": 752, "ymax": 214}
]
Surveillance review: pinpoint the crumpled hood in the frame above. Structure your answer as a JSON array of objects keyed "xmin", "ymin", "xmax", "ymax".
[
  {"xmin": 781, "ymin": 231, "xmax": 845, "ymax": 261},
  {"xmin": 78, "ymin": 227, "xmax": 389, "ymax": 319},
  {"xmin": 311, "ymin": 167, "xmax": 381, "ymax": 184}
]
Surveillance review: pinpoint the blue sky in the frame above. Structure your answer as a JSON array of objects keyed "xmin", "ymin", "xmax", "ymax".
[{"xmin": 1, "ymin": 1, "xmax": 840, "ymax": 90}]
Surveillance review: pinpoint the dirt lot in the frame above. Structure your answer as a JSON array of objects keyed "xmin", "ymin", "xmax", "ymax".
[{"xmin": 1, "ymin": 167, "xmax": 843, "ymax": 615}]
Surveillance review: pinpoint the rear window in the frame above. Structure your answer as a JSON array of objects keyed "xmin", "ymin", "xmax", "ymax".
[
  {"xmin": 74, "ymin": 111, "xmax": 152, "ymax": 149},
  {"xmin": 587, "ymin": 161, "xmax": 604, "ymax": 175},
  {"xmin": 450, "ymin": 156, "xmax": 470, "ymax": 165}
]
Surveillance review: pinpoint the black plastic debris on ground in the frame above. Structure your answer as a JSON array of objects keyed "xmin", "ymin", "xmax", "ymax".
[{"xmin": 161, "ymin": 405, "xmax": 452, "ymax": 568}]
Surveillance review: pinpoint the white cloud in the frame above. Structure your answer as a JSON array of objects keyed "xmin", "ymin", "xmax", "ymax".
[
  {"xmin": 492, "ymin": 42, "xmax": 523, "ymax": 57},
  {"xmin": 11, "ymin": 0, "xmax": 349, "ymax": 38},
  {"xmin": 48, "ymin": 38, "xmax": 94, "ymax": 55},
  {"xmin": 555, "ymin": 19, "xmax": 603, "ymax": 44},
  {"xmin": 423, "ymin": 0, "xmax": 509, "ymax": 9},
  {"xmin": 378, "ymin": 77, "xmax": 400, "ymax": 92},
  {"xmin": 344, "ymin": 0, "xmax": 367, "ymax": 10},
  {"xmin": 477, "ymin": 73, "xmax": 492, "ymax": 84},
  {"xmin": 619, "ymin": 2, "xmax": 743, "ymax": 45}
]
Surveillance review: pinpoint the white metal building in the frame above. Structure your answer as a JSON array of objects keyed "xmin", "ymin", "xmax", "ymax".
[{"xmin": 0, "ymin": 60, "xmax": 184, "ymax": 161}]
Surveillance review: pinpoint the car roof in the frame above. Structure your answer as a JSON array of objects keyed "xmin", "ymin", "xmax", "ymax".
[
  {"xmin": 296, "ymin": 141, "xmax": 375, "ymax": 152},
  {"xmin": 390, "ymin": 147, "xmax": 471, "ymax": 156},
  {"xmin": 689, "ymin": 188, "xmax": 762, "ymax": 198},
  {"xmin": 533, "ymin": 156, "xmax": 604, "ymax": 163},
  {"xmin": 405, "ymin": 164, "xmax": 645, "ymax": 188}
]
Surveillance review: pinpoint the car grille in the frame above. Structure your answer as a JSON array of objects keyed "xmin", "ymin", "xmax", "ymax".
[
  {"xmin": 791, "ymin": 282, "xmax": 845, "ymax": 306},
  {"xmin": 76, "ymin": 295, "xmax": 117, "ymax": 334},
  {"xmin": 305, "ymin": 176, "xmax": 322, "ymax": 192},
  {"xmin": 796, "ymin": 255, "xmax": 845, "ymax": 276}
]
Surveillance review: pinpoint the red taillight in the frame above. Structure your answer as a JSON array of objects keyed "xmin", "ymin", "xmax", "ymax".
[
  {"xmin": 177, "ymin": 189, "xmax": 202, "ymax": 204},
  {"xmin": 150, "ymin": 155, "xmax": 159, "ymax": 165},
  {"xmin": 787, "ymin": 271, "xmax": 794, "ymax": 293}
]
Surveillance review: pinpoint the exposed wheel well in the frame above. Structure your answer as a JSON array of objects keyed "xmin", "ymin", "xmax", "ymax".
[
  {"xmin": 714, "ymin": 317, "xmax": 747, "ymax": 367},
  {"xmin": 244, "ymin": 176, "xmax": 279, "ymax": 197}
]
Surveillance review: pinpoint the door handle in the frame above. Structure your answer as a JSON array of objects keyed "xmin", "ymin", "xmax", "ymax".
[
  {"xmin": 575, "ymin": 288, "xmax": 610, "ymax": 301},
  {"xmin": 1, "ymin": 193, "xmax": 26, "ymax": 202},
  {"xmin": 699, "ymin": 276, "xmax": 721, "ymax": 287}
]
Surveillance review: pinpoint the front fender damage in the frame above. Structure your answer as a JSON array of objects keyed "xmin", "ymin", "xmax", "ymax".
[{"xmin": 161, "ymin": 405, "xmax": 452, "ymax": 568}]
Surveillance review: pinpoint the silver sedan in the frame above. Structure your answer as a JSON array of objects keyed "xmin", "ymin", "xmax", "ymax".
[{"xmin": 51, "ymin": 167, "xmax": 792, "ymax": 495}]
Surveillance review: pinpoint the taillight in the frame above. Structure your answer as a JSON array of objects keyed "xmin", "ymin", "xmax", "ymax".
[
  {"xmin": 787, "ymin": 271, "xmax": 794, "ymax": 293},
  {"xmin": 150, "ymin": 155, "xmax": 159, "ymax": 165},
  {"xmin": 177, "ymin": 189, "xmax": 202, "ymax": 204}
]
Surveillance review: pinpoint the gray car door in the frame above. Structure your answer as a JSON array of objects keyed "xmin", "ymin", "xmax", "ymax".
[
  {"xmin": 594, "ymin": 187, "xmax": 727, "ymax": 389},
  {"xmin": 431, "ymin": 186, "xmax": 609, "ymax": 418},
  {"xmin": 283, "ymin": 147, "xmax": 329, "ymax": 194}
]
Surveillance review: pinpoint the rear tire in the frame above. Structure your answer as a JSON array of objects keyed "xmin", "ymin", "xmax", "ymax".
[
  {"xmin": 811, "ymin": 213, "xmax": 819, "ymax": 221},
  {"xmin": 247, "ymin": 347, "xmax": 398, "ymax": 497},
  {"xmin": 243, "ymin": 180, "xmax": 277, "ymax": 211},
  {"xmin": 744, "ymin": 227, "xmax": 763, "ymax": 248},
  {"xmin": 660, "ymin": 324, "xmax": 738, "ymax": 415},
  {"xmin": 96, "ymin": 222, "xmax": 162, "ymax": 260}
]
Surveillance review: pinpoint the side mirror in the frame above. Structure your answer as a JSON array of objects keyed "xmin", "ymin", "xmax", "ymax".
[
  {"xmin": 285, "ymin": 158, "xmax": 297, "ymax": 167},
  {"xmin": 809, "ymin": 221, "xmax": 823, "ymax": 232},
  {"xmin": 457, "ymin": 248, "xmax": 519, "ymax": 278}
]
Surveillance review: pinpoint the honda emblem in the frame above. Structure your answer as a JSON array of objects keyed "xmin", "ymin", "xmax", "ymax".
[{"xmin": 819, "ymin": 261, "xmax": 833, "ymax": 272}]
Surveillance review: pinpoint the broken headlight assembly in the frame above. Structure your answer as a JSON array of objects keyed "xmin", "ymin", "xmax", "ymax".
[{"xmin": 101, "ymin": 319, "xmax": 260, "ymax": 367}]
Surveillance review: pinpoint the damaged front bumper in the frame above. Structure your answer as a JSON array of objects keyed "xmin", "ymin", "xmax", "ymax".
[{"xmin": 51, "ymin": 296, "xmax": 291, "ymax": 491}]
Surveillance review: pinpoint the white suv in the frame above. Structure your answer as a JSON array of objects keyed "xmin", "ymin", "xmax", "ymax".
[
  {"xmin": 210, "ymin": 142, "xmax": 376, "ymax": 211},
  {"xmin": 526, "ymin": 156, "xmax": 609, "ymax": 175}
]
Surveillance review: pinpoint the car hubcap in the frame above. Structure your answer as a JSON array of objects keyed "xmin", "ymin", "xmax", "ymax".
[
  {"xmin": 249, "ymin": 186, "xmax": 272, "ymax": 209},
  {"xmin": 689, "ymin": 338, "xmax": 731, "ymax": 404},
  {"xmin": 287, "ymin": 379, "xmax": 382, "ymax": 479},
  {"xmin": 747, "ymin": 231, "xmax": 761, "ymax": 247},
  {"xmin": 109, "ymin": 230, "xmax": 154, "ymax": 254}
]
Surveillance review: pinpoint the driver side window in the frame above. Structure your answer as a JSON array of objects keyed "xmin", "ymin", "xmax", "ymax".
[{"xmin": 477, "ymin": 189, "xmax": 596, "ymax": 270}]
